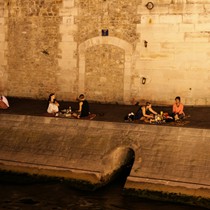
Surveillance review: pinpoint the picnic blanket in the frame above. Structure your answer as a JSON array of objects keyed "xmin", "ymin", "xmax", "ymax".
[
  {"xmin": 44, "ymin": 111, "xmax": 96, "ymax": 120},
  {"xmin": 168, "ymin": 120, "xmax": 190, "ymax": 126},
  {"xmin": 71, "ymin": 113, "xmax": 96, "ymax": 120},
  {"xmin": 143, "ymin": 114, "xmax": 190, "ymax": 125},
  {"xmin": 127, "ymin": 114, "xmax": 190, "ymax": 127},
  {"xmin": 56, "ymin": 112, "xmax": 96, "ymax": 120}
]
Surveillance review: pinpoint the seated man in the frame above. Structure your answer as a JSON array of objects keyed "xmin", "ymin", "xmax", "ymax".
[
  {"xmin": 74, "ymin": 94, "xmax": 90, "ymax": 118},
  {"xmin": 0, "ymin": 95, "xmax": 9, "ymax": 109},
  {"xmin": 78, "ymin": 94, "xmax": 90, "ymax": 118},
  {"xmin": 172, "ymin": 96, "xmax": 185, "ymax": 121}
]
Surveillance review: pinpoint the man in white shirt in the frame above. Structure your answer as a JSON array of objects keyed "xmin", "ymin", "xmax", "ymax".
[{"xmin": 0, "ymin": 95, "xmax": 9, "ymax": 109}]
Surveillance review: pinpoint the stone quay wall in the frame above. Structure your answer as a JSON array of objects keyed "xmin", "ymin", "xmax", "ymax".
[
  {"xmin": 0, "ymin": 114, "xmax": 210, "ymax": 207},
  {"xmin": 1, "ymin": 0, "xmax": 210, "ymax": 105}
]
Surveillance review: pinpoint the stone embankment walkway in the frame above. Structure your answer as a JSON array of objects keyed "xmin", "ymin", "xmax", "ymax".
[{"xmin": 0, "ymin": 98, "xmax": 210, "ymax": 208}]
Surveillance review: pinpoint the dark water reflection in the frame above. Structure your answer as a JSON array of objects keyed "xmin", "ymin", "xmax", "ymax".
[{"xmin": 0, "ymin": 174, "xmax": 207, "ymax": 210}]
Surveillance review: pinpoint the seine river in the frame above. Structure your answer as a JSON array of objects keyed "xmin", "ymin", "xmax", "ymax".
[{"xmin": 0, "ymin": 171, "xmax": 207, "ymax": 210}]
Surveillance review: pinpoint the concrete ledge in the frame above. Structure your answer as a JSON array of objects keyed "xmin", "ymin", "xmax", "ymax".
[
  {"xmin": 0, "ymin": 159, "xmax": 101, "ymax": 185},
  {"xmin": 125, "ymin": 176, "xmax": 210, "ymax": 198},
  {"xmin": 124, "ymin": 177, "xmax": 210, "ymax": 208},
  {"xmin": 0, "ymin": 114, "xmax": 135, "ymax": 189}
]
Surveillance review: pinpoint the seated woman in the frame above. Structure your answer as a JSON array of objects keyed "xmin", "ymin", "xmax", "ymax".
[
  {"xmin": 75, "ymin": 94, "xmax": 90, "ymax": 118},
  {"xmin": 47, "ymin": 93, "xmax": 59, "ymax": 114},
  {"xmin": 135, "ymin": 102, "xmax": 157, "ymax": 120},
  {"xmin": 172, "ymin": 96, "xmax": 185, "ymax": 121},
  {"xmin": 0, "ymin": 95, "xmax": 9, "ymax": 109}
]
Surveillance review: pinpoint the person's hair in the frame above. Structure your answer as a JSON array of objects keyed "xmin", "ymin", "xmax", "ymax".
[
  {"xmin": 48, "ymin": 93, "xmax": 55, "ymax": 102},
  {"xmin": 146, "ymin": 102, "xmax": 151, "ymax": 107},
  {"xmin": 79, "ymin": 94, "xmax": 85, "ymax": 100},
  {"xmin": 175, "ymin": 96, "xmax": 181, "ymax": 101}
]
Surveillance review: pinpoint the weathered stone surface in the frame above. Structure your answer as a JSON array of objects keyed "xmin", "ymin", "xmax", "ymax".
[
  {"xmin": 0, "ymin": 114, "xmax": 209, "ymax": 207},
  {"xmin": 85, "ymin": 45, "xmax": 124, "ymax": 102},
  {"xmin": 5, "ymin": 0, "xmax": 62, "ymax": 98},
  {"xmin": 1, "ymin": 1, "xmax": 210, "ymax": 104}
]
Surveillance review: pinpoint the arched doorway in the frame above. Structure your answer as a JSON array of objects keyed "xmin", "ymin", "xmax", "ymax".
[{"xmin": 78, "ymin": 36, "xmax": 133, "ymax": 104}]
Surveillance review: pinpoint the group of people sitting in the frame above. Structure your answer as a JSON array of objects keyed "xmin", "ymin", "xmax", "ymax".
[
  {"xmin": 47, "ymin": 93, "xmax": 90, "ymax": 118},
  {"xmin": 1, "ymin": 93, "xmax": 185, "ymax": 123},
  {"xmin": 127, "ymin": 96, "xmax": 185, "ymax": 123}
]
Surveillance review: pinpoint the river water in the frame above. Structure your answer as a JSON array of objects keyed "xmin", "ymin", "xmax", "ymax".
[{"xmin": 0, "ymin": 171, "xmax": 207, "ymax": 210}]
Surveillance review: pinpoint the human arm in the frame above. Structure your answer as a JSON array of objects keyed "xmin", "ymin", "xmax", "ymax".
[
  {"xmin": 172, "ymin": 103, "xmax": 176, "ymax": 113},
  {"xmin": 78, "ymin": 101, "xmax": 83, "ymax": 112},
  {"xmin": 149, "ymin": 107, "xmax": 157, "ymax": 115},
  {"xmin": 178, "ymin": 103, "xmax": 185, "ymax": 115},
  {"xmin": 54, "ymin": 100, "xmax": 59, "ymax": 107}
]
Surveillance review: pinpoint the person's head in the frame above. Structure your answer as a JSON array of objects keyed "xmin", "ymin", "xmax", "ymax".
[
  {"xmin": 48, "ymin": 93, "xmax": 56, "ymax": 102},
  {"xmin": 78, "ymin": 94, "xmax": 85, "ymax": 101},
  {"xmin": 145, "ymin": 102, "xmax": 151, "ymax": 108},
  {"xmin": 175, "ymin": 96, "xmax": 181, "ymax": 105}
]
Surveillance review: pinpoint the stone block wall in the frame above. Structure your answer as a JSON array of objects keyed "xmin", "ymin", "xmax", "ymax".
[
  {"xmin": 1, "ymin": 0, "xmax": 210, "ymax": 105},
  {"xmin": 5, "ymin": 0, "xmax": 62, "ymax": 98},
  {"xmin": 58, "ymin": 0, "xmax": 77, "ymax": 100},
  {"xmin": 0, "ymin": 0, "xmax": 7, "ymax": 94},
  {"xmin": 76, "ymin": 0, "xmax": 140, "ymax": 45},
  {"xmin": 85, "ymin": 45, "xmax": 124, "ymax": 102},
  {"xmin": 76, "ymin": 0, "xmax": 140, "ymax": 103},
  {"xmin": 134, "ymin": 1, "xmax": 210, "ymax": 105}
]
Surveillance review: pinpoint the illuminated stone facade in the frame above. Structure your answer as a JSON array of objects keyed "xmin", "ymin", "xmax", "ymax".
[
  {"xmin": 1, "ymin": 0, "xmax": 210, "ymax": 105},
  {"xmin": 0, "ymin": 0, "xmax": 7, "ymax": 93}
]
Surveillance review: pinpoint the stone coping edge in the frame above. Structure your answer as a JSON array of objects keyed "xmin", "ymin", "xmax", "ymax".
[
  {"xmin": 0, "ymin": 160, "xmax": 102, "ymax": 187},
  {"xmin": 0, "ymin": 114, "xmax": 208, "ymax": 133},
  {"xmin": 124, "ymin": 176, "xmax": 210, "ymax": 208}
]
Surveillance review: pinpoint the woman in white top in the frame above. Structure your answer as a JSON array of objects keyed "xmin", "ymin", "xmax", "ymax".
[
  {"xmin": 47, "ymin": 93, "xmax": 59, "ymax": 114},
  {"xmin": 0, "ymin": 95, "xmax": 9, "ymax": 109}
]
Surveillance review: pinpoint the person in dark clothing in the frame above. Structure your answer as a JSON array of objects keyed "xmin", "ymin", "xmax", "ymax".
[
  {"xmin": 135, "ymin": 102, "xmax": 157, "ymax": 120},
  {"xmin": 77, "ymin": 94, "xmax": 90, "ymax": 118}
]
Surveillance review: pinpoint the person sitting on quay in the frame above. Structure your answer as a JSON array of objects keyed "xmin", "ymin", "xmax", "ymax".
[
  {"xmin": 0, "ymin": 95, "xmax": 9, "ymax": 109},
  {"xmin": 172, "ymin": 96, "xmax": 185, "ymax": 121},
  {"xmin": 74, "ymin": 94, "xmax": 90, "ymax": 119},
  {"xmin": 47, "ymin": 93, "xmax": 60, "ymax": 115},
  {"xmin": 135, "ymin": 102, "xmax": 157, "ymax": 121}
]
